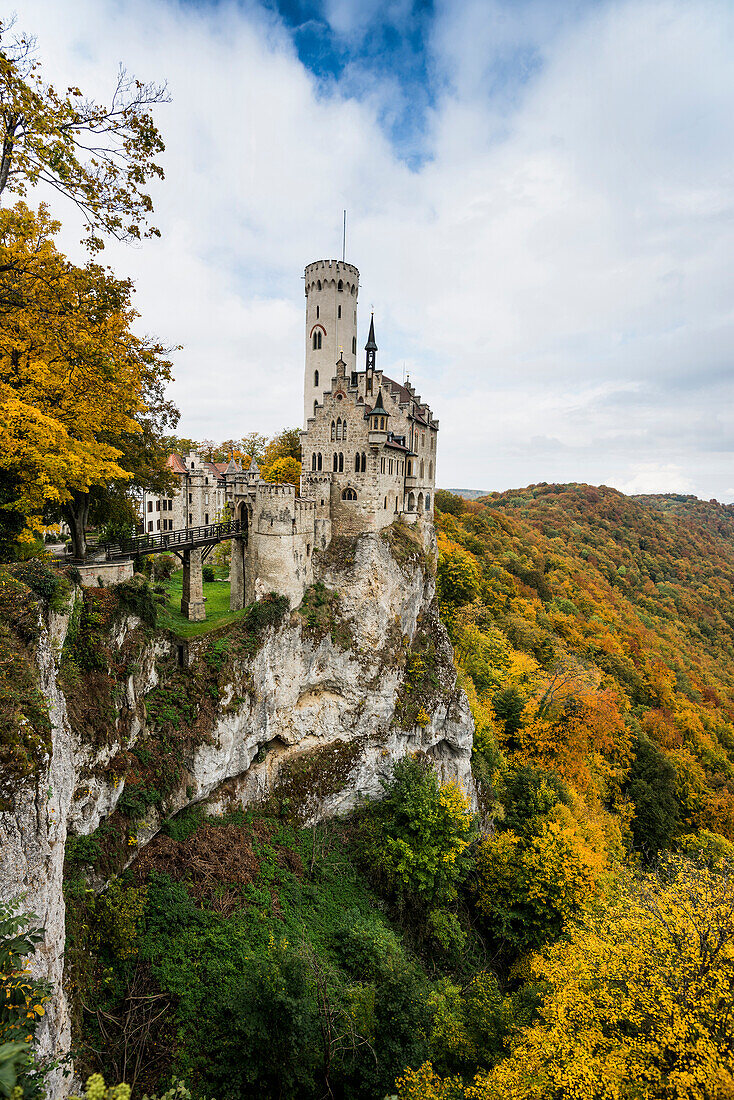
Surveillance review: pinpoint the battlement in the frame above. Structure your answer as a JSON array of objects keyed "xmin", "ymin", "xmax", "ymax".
[{"xmin": 305, "ymin": 259, "xmax": 359, "ymax": 285}]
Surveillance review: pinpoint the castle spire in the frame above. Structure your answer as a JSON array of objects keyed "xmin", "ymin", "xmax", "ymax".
[{"xmin": 365, "ymin": 312, "xmax": 377, "ymax": 372}]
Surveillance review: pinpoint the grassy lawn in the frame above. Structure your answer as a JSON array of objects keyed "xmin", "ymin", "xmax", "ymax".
[{"xmin": 157, "ymin": 567, "xmax": 246, "ymax": 639}]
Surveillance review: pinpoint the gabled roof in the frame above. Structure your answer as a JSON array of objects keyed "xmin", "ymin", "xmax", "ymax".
[{"xmin": 167, "ymin": 453, "xmax": 187, "ymax": 475}]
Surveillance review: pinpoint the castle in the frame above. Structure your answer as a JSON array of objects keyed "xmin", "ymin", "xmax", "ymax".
[{"xmin": 143, "ymin": 259, "xmax": 438, "ymax": 617}]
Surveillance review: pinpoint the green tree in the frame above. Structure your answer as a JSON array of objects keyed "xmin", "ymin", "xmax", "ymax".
[
  {"xmin": 626, "ymin": 733, "xmax": 680, "ymax": 862},
  {"xmin": 357, "ymin": 755, "xmax": 475, "ymax": 910}
]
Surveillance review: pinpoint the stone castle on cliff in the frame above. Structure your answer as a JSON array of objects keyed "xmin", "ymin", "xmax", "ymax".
[{"xmin": 143, "ymin": 258, "xmax": 438, "ymax": 613}]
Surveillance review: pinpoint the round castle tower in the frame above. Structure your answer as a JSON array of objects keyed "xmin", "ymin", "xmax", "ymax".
[{"xmin": 304, "ymin": 259, "xmax": 359, "ymax": 426}]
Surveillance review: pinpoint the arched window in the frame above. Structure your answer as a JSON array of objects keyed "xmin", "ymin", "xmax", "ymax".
[
  {"xmin": 317, "ymin": 280, "xmax": 322, "ymax": 290},
  {"xmin": 317, "ymin": 452, "xmax": 322, "ymax": 471},
  {"xmin": 420, "ymin": 459, "xmax": 425, "ymax": 477},
  {"xmin": 314, "ymin": 399, "xmax": 318, "ymax": 413},
  {"xmin": 361, "ymin": 452, "xmax": 366, "ymax": 472},
  {"xmin": 408, "ymin": 492, "xmax": 416, "ymax": 512},
  {"xmin": 343, "ymin": 421, "xmax": 347, "ymax": 442},
  {"xmin": 407, "ymin": 460, "xmax": 412, "ymax": 476},
  {"xmin": 352, "ymin": 337, "xmax": 356, "ymax": 354},
  {"xmin": 355, "ymin": 452, "xmax": 360, "ymax": 473},
  {"xmin": 314, "ymin": 370, "xmax": 319, "ymax": 387},
  {"xmin": 425, "ymin": 493, "xmax": 431, "ymax": 511},
  {"xmin": 339, "ymin": 452, "xmax": 344, "ymax": 472},
  {"xmin": 311, "ymin": 453, "xmax": 316, "ymax": 471},
  {"xmin": 342, "ymin": 487, "xmax": 357, "ymax": 500},
  {"xmin": 331, "ymin": 420, "xmax": 336, "ymax": 442},
  {"xmin": 418, "ymin": 492, "xmax": 424, "ymax": 512},
  {"xmin": 313, "ymin": 331, "xmax": 322, "ymax": 350},
  {"xmin": 333, "ymin": 453, "xmax": 338, "ymax": 472},
  {"xmin": 335, "ymin": 418, "xmax": 341, "ymax": 441},
  {"xmin": 338, "ymin": 279, "xmax": 343, "ymax": 291},
  {"xmin": 429, "ymin": 461, "xmax": 433, "ymax": 480}
]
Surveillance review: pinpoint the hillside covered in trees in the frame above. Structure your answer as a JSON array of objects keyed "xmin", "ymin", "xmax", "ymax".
[{"xmin": 437, "ymin": 483, "xmax": 734, "ymax": 848}]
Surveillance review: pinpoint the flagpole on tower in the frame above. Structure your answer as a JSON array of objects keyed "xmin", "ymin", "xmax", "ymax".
[{"xmin": 342, "ymin": 209, "xmax": 346, "ymax": 262}]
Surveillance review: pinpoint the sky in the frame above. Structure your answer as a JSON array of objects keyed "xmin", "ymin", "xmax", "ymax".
[{"xmin": 11, "ymin": 0, "xmax": 734, "ymax": 499}]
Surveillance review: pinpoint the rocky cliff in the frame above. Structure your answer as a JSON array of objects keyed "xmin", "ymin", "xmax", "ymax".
[{"xmin": 0, "ymin": 523, "xmax": 474, "ymax": 1095}]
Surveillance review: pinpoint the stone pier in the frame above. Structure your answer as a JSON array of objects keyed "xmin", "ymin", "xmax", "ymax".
[
  {"xmin": 181, "ymin": 548, "xmax": 206, "ymax": 621},
  {"xmin": 230, "ymin": 537, "xmax": 245, "ymax": 611}
]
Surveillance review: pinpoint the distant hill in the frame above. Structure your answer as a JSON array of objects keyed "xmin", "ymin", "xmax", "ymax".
[
  {"xmin": 435, "ymin": 482, "xmax": 734, "ymax": 843},
  {"xmin": 443, "ymin": 488, "xmax": 491, "ymax": 500}
]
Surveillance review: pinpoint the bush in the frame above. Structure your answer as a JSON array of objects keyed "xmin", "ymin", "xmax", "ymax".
[
  {"xmin": 12, "ymin": 559, "xmax": 70, "ymax": 612},
  {"xmin": 202, "ymin": 564, "xmax": 215, "ymax": 583},
  {"xmin": 150, "ymin": 553, "xmax": 177, "ymax": 581},
  {"xmin": 113, "ymin": 577, "xmax": 158, "ymax": 627},
  {"xmin": 356, "ymin": 755, "xmax": 475, "ymax": 910}
]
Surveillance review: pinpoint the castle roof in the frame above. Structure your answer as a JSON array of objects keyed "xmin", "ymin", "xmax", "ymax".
[
  {"xmin": 371, "ymin": 388, "xmax": 388, "ymax": 415},
  {"xmin": 365, "ymin": 313, "xmax": 377, "ymax": 352},
  {"xmin": 167, "ymin": 453, "xmax": 187, "ymax": 475}
]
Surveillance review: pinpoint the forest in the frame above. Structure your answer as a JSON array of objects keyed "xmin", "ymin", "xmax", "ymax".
[{"xmin": 5, "ymin": 485, "xmax": 734, "ymax": 1100}]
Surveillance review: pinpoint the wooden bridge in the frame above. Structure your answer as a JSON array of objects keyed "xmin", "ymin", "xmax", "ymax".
[
  {"xmin": 102, "ymin": 518, "xmax": 245, "ymax": 563},
  {"xmin": 101, "ymin": 519, "xmax": 247, "ymax": 623}
]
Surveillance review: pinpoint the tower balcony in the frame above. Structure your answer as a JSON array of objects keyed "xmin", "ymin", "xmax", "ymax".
[
  {"xmin": 368, "ymin": 429, "xmax": 388, "ymax": 446},
  {"xmin": 404, "ymin": 474, "xmax": 419, "ymax": 489}
]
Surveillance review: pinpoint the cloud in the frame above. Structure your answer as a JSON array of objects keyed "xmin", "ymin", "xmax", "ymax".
[{"xmin": 11, "ymin": 0, "xmax": 734, "ymax": 499}]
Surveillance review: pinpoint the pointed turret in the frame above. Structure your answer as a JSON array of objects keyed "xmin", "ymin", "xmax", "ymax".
[
  {"xmin": 365, "ymin": 312, "xmax": 377, "ymax": 372},
  {"xmin": 246, "ymin": 458, "xmax": 260, "ymax": 480}
]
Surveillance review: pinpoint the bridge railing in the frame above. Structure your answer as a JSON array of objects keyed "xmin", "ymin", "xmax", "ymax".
[{"xmin": 102, "ymin": 519, "xmax": 244, "ymax": 561}]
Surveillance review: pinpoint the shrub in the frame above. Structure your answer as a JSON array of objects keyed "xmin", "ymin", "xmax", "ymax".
[
  {"xmin": 202, "ymin": 564, "xmax": 215, "ymax": 583},
  {"xmin": 0, "ymin": 901, "xmax": 49, "ymax": 1098},
  {"xmin": 356, "ymin": 755, "xmax": 475, "ymax": 910},
  {"xmin": 113, "ymin": 577, "xmax": 158, "ymax": 627},
  {"xmin": 12, "ymin": 559, "xmax": 70, "ymax": 612}
]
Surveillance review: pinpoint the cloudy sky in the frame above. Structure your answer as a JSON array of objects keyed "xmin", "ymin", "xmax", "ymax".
[{"xmin": 13, "ymin": 0, "xmax": 734, "ymax": 498}]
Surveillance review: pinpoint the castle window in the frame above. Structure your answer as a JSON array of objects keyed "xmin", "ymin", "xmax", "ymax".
[
  {"xmin": 355, "ymin": 453, "xmax": 360, "ymax": 473},
  {"xmin": 331, "ymin": 420, "xmax": 336, "ymax": 441},
  {"xmin": 188, "ymin": 493, "xmax": 192, "ymax": 503},
  {"xmin": 338, "ymin": 305, "xmax": 341, "ymax": 319},
  {"xmin": 205, "ymin": 477, "xmax": 209, "ymax": 485},
  {"xmin": 316, "ymin": 305, "xmax": 319, "ymax": 319},
  {"xmin": 313, "ymin": 331, "xmax": 322, "ymax": 350},
  {"xmin": 336, "ymin": 418, "xmax": 342, "ymax": 441},
  {"xmin": 314, "ymin": 399, "xmax": 318, "ymax": 413},
  {"xmin": 426, "ymin": 494, "xmax": 431, "ymax": 511},
  {"xmin": 333, "ymin": 453, "xmax": 338, "ymax": 472},
  {"xmin": 380, "ymin": 417, "xmax": 385, "ymax": 430},
  {"xmin": 338, "ymin": 279, "xmax": 343, "ymax": 291},
  {"xmin": 148, "ymin": 520, "xmax": 153, "ymax": 531},
  {"xmin": 147, "ymin": 500, "xmax": 153, "ymax": 512},
  {"xmin": 312, "ymin": 453, "xmax": 317, "ymax": 471},
  {"xmin": 306, "ymin": 544, "xmax": 310, "ymax": 557},
  {"xmin": 429, "ymin": 461, "xmax": 433, "ymax": 480},
  {"xmin": 339, "ymin": 453, "xmax": 344, "ymax": 472},
  {"xmin": 317, "ymin": 280, "xmax": 322, "ymax": 290},
  {"xmin": 314, "ymin": 370, "xmax": 319, "ymax": 386},
  {"xmin": 380, "ymin": 457, "xmax": 385, "ymax": 473},
  {"xmin": 421, "ymin": 433, "xmax": 425, "ymax": 447},
  {"xmin": 342, "ymin": 421, "xmax": 347, "ymax": 441},
  {"xmin": 205, "ymin": 514, "xmax": 209, "ymax": 525},
  {"xmin": 352, "ymin": 337, "xmax": 356, "ymax": 354},
  {"xmin": 318, "ymin": 452, "xmax": 322, "ymax": 471},
  {"xmin": 384, "ymin": 497, "xmax": 387, "ymax": 509},
  {"xmin": 191, "ymin": 461, "xmax": 195, "ymax": 469},
  {"xmin": 342, "ymin": 487, "xmax": 357, "ymax": 500},
  {"xmin": 420, "ymin": 459, "xmax": 425, "ymax": 477},
  {"xmin": 407, "ymin": 460, "xmax": 412, "ymax": 476}
]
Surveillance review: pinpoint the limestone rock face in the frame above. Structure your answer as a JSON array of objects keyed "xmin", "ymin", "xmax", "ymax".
[{"xmin": 0, "ymin": 528, "xmax": 474, "ymax": 1095}]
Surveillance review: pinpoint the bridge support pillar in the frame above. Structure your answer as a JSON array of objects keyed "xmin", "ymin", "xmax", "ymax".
[
  {"xmin": 181, "ymin": 548, "xmax": 206, "ymax": 622},
  {"xmin": 230, "ymin": 537, "xmax": 245, "ymax": 611}
]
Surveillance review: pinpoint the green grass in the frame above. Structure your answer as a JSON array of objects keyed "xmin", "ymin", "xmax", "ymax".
[{"xmin": 157, "ymin": 568, "xmax": 247, "ymax": 638}]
